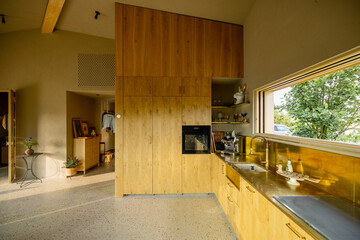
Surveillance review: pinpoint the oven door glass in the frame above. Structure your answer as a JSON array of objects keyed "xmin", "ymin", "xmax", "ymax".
[{"xmin": 183, "ymin": 134, "xmax": 210, "ymax": 154}]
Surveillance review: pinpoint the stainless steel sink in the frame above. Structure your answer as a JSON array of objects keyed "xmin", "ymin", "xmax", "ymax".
[{"xmin": 234, "ymin": 163, "xmax": 267, "ymax": 172}]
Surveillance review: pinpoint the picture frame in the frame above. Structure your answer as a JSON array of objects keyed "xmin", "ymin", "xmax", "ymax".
[
  {"xmin": 81, "ymin": 121, "xmax": 89, "ymax": 136},
  {"xmin": 72, "ymin": 118, "xmax": 83, "ymax": 138}
]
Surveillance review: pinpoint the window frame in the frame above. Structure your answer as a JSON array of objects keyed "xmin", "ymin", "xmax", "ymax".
[{"xmin": 253, "ymin": 46, "xmax": 360, "ymax": 158}]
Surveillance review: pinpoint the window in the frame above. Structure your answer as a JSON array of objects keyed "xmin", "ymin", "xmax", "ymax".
[{"xmin": 255, "ymin": 47, "xmax": 360, "ymax": 157}]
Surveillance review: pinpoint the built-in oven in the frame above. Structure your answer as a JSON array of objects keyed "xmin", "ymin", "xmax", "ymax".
[{"xmin": 182, "ymin": 126, "xmax": 211, "ymax": 154}]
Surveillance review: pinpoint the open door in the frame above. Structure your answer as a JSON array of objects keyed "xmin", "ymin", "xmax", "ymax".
[{"xmin": 8, "ymin": 90, "xmax": 15, "ymax": 183}]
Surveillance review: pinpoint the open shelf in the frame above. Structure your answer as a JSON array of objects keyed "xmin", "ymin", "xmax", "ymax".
[
  {"xmin": 211, "ymin": 102, "xmax": 250, "ymax": 109},
  {"xmin": 212, "ymin": 122, "xmax": 250, "ymax": 124}
]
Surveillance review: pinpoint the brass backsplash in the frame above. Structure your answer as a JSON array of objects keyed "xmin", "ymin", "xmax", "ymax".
[{"xmin": 245, "ymin": 137, "xmax": 360, "ymax": 206}]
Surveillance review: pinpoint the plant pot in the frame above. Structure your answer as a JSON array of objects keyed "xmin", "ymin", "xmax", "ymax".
[
  {"xmin": 65, "ymin": 168, "xmax": 77, "ymax": 176},
  {"xmin": 25, "ymin": 148, "xmax": 34, "ymax": 155}
]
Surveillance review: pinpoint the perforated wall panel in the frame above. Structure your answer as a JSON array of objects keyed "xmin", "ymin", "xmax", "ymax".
[{"xmin": 78, "ymin": 54, "xmax": 115, "ymax": 87}]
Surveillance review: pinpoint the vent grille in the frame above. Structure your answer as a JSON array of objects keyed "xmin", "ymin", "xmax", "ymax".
[{"xmin": 78, "ymin": 54, "xmax": 115, "ymax": 87}]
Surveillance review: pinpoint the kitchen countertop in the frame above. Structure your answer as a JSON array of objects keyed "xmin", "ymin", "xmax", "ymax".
[{"xmin": 214, "ymin": 153, "xmax": 359, "ymax": 240}]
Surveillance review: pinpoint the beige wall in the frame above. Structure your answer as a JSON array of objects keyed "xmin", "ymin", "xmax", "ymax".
[
  {"xmin": 0, "ymin": 29, "xmax": 114, "ymax": 178},
  {"xmin": 240, "ymin": 0, "xmax": 360, "ymax": 135}
]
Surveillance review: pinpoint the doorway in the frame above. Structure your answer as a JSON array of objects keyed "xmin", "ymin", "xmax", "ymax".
[{"xmin": 0, "ymin": 90, "xmax": 16, "ymax": 185}]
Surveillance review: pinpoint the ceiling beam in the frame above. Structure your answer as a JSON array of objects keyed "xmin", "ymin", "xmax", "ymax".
[{"xmin": 41, "ymin": 0, "xmax": 66, "ymax": 33}]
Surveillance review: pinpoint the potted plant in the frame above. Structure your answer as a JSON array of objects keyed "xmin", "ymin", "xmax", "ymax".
[
  {"xmin": 21, "ymin": 137, "xmax": 38, "ymax": 155},
  {"xmin": 64, "ymin": 156, "xmax": 80, "ymax": 176}
]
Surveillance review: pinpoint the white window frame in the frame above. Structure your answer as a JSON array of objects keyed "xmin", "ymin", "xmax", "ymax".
[{"xmin": 253, "ymin": 46, "xmax": 360, "ymax": 158}]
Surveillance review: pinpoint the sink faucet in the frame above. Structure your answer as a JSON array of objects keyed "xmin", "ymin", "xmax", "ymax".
[{"xmin": 250, "ymin": 136, "xmax": 269, "ymax": 169}]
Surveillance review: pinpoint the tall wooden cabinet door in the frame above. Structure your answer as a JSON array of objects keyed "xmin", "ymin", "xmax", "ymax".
[
  {"xmin": 153, "ymin": 97, "xmax": 182, "ymax": 194},
  {"xmin": 181, "ymin": 97, "xmax": 211, "ymax": 125},
  {"xmin": 115, "ymin": 3, "xmax": 124, "ymax": 76},
  {"xmin": 124, "ymin": 77, "xmax": 152, "ymax": 97},
  {"xmin": 229, "ymin": 24, "xmax": 244, "ymax": 78},
  {"xmin": 123, "ymin": 5, "xmax": 171, "ymax": 77},
  {"xmin": 181, "ymin": 77, "xmax": 211, "ymax": 97},
  {"xmin": 152, "ymin": 77, "xmax": 182, "ymax": 97},
  {"xmin": 123, "ymin": 97, "xmax": 153, "ymax": 194},
  {"xmin": 170, "ymin": 14, "xmax": 195, "ymax": 77},
  {"xmin": 182, "ymin": 155, "xmax": 211, "ymax": 193},
  {"xmin": 204, "ymin": 19, "xmax": 221, "ymax": 77}
]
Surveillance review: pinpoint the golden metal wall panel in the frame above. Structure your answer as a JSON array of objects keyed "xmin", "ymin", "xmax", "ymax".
[{"xmin": 245, "ymin": 137, "xmax": 360, "ymax": 206}]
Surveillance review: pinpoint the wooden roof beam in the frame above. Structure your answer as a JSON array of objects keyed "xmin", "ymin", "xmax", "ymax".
[{"xmin": 41, "ymin": 0, "xmax": 66, "ymax": 33}]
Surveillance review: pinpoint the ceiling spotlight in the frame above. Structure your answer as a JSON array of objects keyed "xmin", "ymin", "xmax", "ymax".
[
  {"xmin": 94, "ymin": 11, "xmax": 100, "ymax": 20},
  {"xmin": 0, "ymin": 14, "xmax": 5, "ymax": 24}
]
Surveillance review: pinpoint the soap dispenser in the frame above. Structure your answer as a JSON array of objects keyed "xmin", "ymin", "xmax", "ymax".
[{"xmin": 286, "ymin": 156, "xmax": 293, "ymax": 172}]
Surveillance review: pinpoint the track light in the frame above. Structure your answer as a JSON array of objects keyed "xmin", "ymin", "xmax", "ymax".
[
  {"xmin": 94, "ymin": 11, "xmax": 100, "ymax": 19},
  {"xmin": 0, "ymin": 14, "xmax": 5, "ymax": 24}
]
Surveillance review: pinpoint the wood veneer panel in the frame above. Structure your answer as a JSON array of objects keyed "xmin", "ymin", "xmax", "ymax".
[
  {"xmin": 123, "ymin": 97, "xmax": 153, "ymax": 194},
  {"xmin": 153, "ymin": 97, "xmax": 182, "ymax": 194},
  {"xmin": 181, "ymin": 97, "xmax": 211, "ymax": 125},
  {"xmin": 115, "ymin": 76, "xmax": 124, "ymax": 197},
  {"xmin": 115, "ymin": 3, "xmax": 124, "ymax": 76},
  {"xmin": 181, "ymin": 77, "xmax": 211, "ymax": 97},
  {"xmin": 182, "ymin": 155, "xmax": 211, "ymax": 193},
  {"xmin": 152, "ymin": 77, "xmax": 182, "ymax": 97},
  {"xmin": 124, "ymin": 77, "xmax": 152, "ymax": 97},
  {"xmin": 124, "ymin": 5, "xmax": 172, "ymax": 76}
]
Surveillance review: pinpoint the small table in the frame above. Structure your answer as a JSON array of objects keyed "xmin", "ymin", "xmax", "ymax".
[{"xmin": 17, "ymin": 153, "xmax": 43, "ymax": 188}]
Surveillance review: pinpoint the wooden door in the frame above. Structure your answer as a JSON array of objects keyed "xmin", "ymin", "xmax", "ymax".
[
  {"xmin": 153, "ymin": 97, "xmax": 182, "ymax": 194},
  {"xmin": 123, "ymin": 97, "xmax": 153, "ymax": 194},
  {"xmin": 181, "ymin": 155, "xmax": 211, "ymax": 193},
  {"xmin": 181, "ymin": 97, "xmax": 211, "ymax": 125},
  {"xmin": 8, "ymin": 90, "xmax": 15, "ymax": 183}
]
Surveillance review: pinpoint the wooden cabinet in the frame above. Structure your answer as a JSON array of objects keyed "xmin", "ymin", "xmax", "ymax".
[
  {"xmin": 268, "ymin": 204, "xmax": 315, "ymax": 240},
  {"xmin": 153, "ymin": 97, "xmax": 182, "ymax": 194},
  {"xmin": 73, "ymin": 136, "xmax": 100, "ymax": 174},
  {"xmin": 123, "ymin": 97, "xmax": 153, "ymax": 194},
  {"xmin": 204, "ymin": 19, "xmax": 243, "ymax": 78},
  {"xmin": 124, "ymin": 77, "xmax": 152, "ymax": 97},
  {"xmin": 117, "ymin": 3, "xmax": 243, "ymax": 78},
  {"xmin": 181, "ymin": 77, "xmax": 211, "ymax": 97},
  {"xmin": 182, "ymin": 155, "xmax": 211, "ymax": 193},
  {"xmin": 152, "ymin": 77, "xmax": 182, "ymax": 97},
  {"xmin": 181, "ymin": 97, "xmax": 211, "ymax": 125}
]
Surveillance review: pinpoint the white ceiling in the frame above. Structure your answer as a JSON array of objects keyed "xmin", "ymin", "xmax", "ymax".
[{"xmin": 0, "ymin": 0, "xmax": 255, "ymax": 39}]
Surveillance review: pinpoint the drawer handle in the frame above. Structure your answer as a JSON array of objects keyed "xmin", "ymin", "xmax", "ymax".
[
  {"xmin": 246, "ymin": 186, "xmax": 255, "ymax": 193},
  {"xmin": 227, "ymin": 182, "xmax": 234, "ymax": 188},
  {"xmin": 286, "ymin": 223, "xmax": 306, "ymax": 239},
  {"xmin": 222, "ymin": 165, "xmax": 225, "ymax": 174},
  {"xmin": 227, "ymin": 195, "xmax": 233, "ymax": 203}
]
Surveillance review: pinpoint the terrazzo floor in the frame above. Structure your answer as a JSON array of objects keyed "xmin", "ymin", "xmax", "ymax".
[{"xmin": 0, "ymin": 162, "xmax": 237, "ymax": 240}]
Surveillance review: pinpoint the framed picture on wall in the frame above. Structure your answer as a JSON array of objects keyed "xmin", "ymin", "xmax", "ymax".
[
  {"xmin": 81, "ymin": 121, "xmax": 89, "ymax": 136},
  {"xmin": 72, "ymin": 118, "xmax": 83, "ymax": 138}
]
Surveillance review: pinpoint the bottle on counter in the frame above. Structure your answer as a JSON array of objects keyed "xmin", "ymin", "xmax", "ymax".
[
  {"xmin": 295, "ymin": 157, "xmax": 304, "ymax": 174},
  {"xmin": 286, "ymin": 156, "xmax": 293, "ymax": 172}
]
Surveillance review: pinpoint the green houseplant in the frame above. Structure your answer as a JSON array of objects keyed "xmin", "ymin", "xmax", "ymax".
[
  {"xmin": 64, "ymin": 156, "xmax": 80, "ymax": 176},
  {"xmin": 21, "ymin": 137, "xmax": 38, "ymax": 155}
]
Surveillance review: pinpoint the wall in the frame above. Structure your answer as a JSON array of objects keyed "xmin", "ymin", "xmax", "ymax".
[
  {"xmin": 240, "ymin": 0, "xmax": 360, "ymax": 136},
  {"xmin": 66, "ymin": 92, "xmax": 101, "ymax": 157},
  {"xmin": 0, "ymin": 29, "xmax": 114, "ymax": 178},
  {"xmin": 238, "ymin": 0, "xmax": 360, "ymax": 205}
]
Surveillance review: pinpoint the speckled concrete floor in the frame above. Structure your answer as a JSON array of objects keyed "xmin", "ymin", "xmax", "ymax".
[{"xmin": 0, "ymin": 163, "xmax": 237, "ymax": 240}]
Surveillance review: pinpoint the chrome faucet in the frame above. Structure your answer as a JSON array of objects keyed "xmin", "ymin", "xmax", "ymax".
[{"xmin": 250, "ymin": 136, "xmax": 269, "ymax": 169}]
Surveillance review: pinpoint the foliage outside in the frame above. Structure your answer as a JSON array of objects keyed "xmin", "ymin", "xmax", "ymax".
[
  {"xmin": 275, "ymin": 64, "xmax": 360, "ymax": 144},
  {"xmin": 21, "ymin": 137, "xmax": 38, "ymax": 149}
]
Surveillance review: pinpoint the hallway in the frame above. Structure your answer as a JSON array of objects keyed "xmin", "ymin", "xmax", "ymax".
[{"xmin": 0, "ymin": 165, "xmax": 236, "ymax": 240}]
